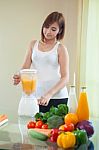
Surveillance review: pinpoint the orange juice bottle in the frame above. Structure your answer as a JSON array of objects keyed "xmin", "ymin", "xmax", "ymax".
[{"xmin": 76, "ymin": 87, "xmax": 89, "ymax": 121}]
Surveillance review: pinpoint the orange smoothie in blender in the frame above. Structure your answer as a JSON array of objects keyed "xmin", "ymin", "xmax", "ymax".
[
  {"xmin": 22, "ymin": 78, "xmax": 36, "ymax": 95},
  {"xmin": 20, "ymin": 69, "xmax": 37, "ymax": 95}
]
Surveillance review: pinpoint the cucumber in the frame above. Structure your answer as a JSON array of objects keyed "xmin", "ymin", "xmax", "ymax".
[{"xmin": 28, "ymin": 129, "xmax": 48, "ymax": 141}]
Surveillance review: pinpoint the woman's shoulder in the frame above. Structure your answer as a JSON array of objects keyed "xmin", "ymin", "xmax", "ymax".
[
  {"xmin": 29, "ymin": 39, "xmax": 37, "ymax": 48},
  {"xmin": 58, "ymin": 42, "xmax": 68, "ymax": 53},
  {"xmin": 27, "ymin": 39, "xmax": 37, "ymax": 54},
  {"xmin": 58, "ymin": 43, "xmax": 69, "ymax": 60}
]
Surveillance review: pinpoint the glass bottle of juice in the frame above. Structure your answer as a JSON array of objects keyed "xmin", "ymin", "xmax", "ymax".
[
  {"xmin": 68, "ymin": 85, "xmax": 78, "ymax": 113},
  {"xmin": 76, "ymin": 86, "xmax": 89, "ymax": 121}
]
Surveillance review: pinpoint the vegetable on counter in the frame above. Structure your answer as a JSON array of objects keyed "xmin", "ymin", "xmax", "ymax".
[
  {"xmin": 64, "ymin": 122, "xmax": 74, "ymax": 132},
  {"xmin": 35, "ymin": 120, "xmax": 43, "ymax": 128},
  {"xmin": 47, "ymin": 115, "xmax": 64, "ymax": 129},
  {"xmin": 54, "ymin": 104, "xmax": 69, "ymax": 116},
  {"xmin": 35, "ymin": 104, "xmax": 68, "ymax": 121},
  {"xmin": 59, "ymin": 122, "xmax": 74, "ymax": 132},
  {"xmin": 49, "ymin": 128, "xmax": 59, "ymax": 142},
  {"xmin": 57, "ymin": 131, "xmax": 76, "ymax": 149},
  {"xmin": 26, "ymin": 103, "xmax": 95, "ymax": 149},
  {"xmin": 73, "ymin": 129, "xmax": 88, "ymax": 146},
  {"xmin": 34, "ymin": 104, "xmax": 68, "ymax": 128},
  {"xmin": 75, "ymin": 120, "xmax": 94, "ymax": 138},
  {"xmin": 28, "ymin": 129, "xmax": 49, "ymax": 141},
  {"xmin": 41, "ymin": 124, "xmax": 48, "ymax": 129},
  {"xmin": 27, "ymin": 121, "xmax": 36, "ymax": 129},
  {"xmin": 27, "ymin": 120, "xmax": 48, "ymax": 129},
  {"xmin": 29, "ymin": 128, "xmax": 51, "ymax": 136}
]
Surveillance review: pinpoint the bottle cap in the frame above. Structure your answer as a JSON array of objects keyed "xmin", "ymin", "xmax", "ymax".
[
  {"xmin": 70, "ymin": 85, "xmax": 75, "ymax": 87},
  {"xmin": 81, "ymin": 86, "xmax": 86, "ymax": 89}
]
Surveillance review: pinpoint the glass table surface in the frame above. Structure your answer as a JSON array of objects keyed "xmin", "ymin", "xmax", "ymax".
[{"xmin": 0, "ymin": 114, "xmax": 98, "ymax": 150}]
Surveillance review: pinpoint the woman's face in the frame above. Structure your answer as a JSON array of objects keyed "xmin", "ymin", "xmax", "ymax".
[{"xmin": 43, "ymin": 22, "xmax": 59, "ymax": 40}]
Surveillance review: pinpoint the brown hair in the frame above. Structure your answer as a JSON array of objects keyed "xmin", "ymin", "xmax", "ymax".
[{"xmin": 41, "ymin": 11, "xmax": 65, "ymax": 41}]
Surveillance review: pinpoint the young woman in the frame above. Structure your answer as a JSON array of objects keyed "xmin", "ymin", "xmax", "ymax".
[{"xmin": 13, "ymin": 11, "xmax": 69, "ymax": 113}]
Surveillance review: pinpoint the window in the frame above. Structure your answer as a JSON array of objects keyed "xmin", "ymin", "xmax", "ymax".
[{"xmin": 80, "ymin": 0, "xmax": 99, "ymax": 117}]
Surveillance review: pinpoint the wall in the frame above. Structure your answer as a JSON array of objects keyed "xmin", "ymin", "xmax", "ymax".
[{"xmin": 0, "ymin": 0, "xmax": 79, "ymax": 120}]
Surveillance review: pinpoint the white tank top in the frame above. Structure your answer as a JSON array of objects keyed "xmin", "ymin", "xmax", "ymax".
[{"xmin": 32, "ymin": 40, "xmax": 68, "ymax": 99}]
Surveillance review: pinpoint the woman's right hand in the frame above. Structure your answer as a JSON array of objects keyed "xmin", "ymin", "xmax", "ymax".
[{"xmin": 13, "ymin": 73, "xmax": 21, "ymax": 85}]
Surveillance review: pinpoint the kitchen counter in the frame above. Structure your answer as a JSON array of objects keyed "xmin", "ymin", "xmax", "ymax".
[{"xmin": 0, "ymin": 115, "xmax": 98, "ymax": 150}]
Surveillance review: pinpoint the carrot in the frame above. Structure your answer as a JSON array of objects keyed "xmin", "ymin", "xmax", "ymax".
[{"xmin": 31, "ymin": 128, "xmax": 51, "ymax": 136}]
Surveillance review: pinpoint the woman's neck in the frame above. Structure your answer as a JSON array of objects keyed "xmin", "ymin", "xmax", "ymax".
[
  {"xmin": 39, "ymin": 38, "xmax": 58, "ymax": 52},
  {"xmin": 42, "ymin": 38, "xmax": 57, "ymax": 45}
]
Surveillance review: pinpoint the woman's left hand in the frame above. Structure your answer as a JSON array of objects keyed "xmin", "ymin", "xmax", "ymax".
[{"xmin": 37, "ymin": 94, "xmax": 51, "ymax": 106}]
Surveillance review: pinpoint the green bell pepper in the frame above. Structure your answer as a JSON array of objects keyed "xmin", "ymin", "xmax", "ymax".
[{"xmin": 73, "ymin": 129, "xmax": 88, "ymax": 146}]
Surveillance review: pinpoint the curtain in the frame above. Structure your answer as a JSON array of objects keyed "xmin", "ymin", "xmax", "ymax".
[{"xmin": 80, "ymin": 0, "xmax": 99, "ymax": 117}]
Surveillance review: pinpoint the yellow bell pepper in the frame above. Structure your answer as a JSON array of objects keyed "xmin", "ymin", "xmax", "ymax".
[{"xmin": 57, "ymin": 132, "xmax": 76, "ymax": 149}]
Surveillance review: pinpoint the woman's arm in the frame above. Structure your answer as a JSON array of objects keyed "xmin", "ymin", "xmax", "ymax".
[
  {"xmin": 38, "ymin": 44, "xmax": 69, "ymax": 105},
  {"xmin": 13, "ymin": 40, "xmax": 36, "ymax": 85},
  {"xmin": 21, "ymin": 40, "xmax": 36, "ymax": 69}
]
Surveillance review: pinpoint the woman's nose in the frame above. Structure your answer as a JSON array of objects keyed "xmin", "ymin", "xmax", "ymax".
[{"xmin": 46, "ymin": 28, "xmax": 51, "ymax": 34}]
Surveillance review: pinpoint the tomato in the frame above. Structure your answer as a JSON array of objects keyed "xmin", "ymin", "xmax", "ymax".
[
  {"xmin": 41, "ymin": 124, "xmax": 48, "ymax": 129},
  {"xmin": 64, "ymin": 122, "xmax": 74, "ymax": 132},
  {"xmin": 27, "ymin": 121, "xmax": 36, "ymax": 129},
  {"xmin": 35, "ymin": 120, "xmax": 43, "ymax": 128}
]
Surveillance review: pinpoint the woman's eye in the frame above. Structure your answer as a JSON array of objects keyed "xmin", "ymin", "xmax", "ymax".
[{"xmin": 52, "ymin": 28, "xmax": 56, "ymax": 31}]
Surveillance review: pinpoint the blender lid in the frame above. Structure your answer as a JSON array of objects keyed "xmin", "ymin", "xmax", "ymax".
[{"xmin": 20, "ymin": 69, "xmax": 37, "ymax": 74}]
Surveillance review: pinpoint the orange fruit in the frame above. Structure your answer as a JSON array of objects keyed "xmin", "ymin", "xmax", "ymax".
[{"xmin": 64, "ymin": 113, "xmax": 78, "ymax": 125}]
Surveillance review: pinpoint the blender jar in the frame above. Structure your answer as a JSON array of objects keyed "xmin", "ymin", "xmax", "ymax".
[{"xmin": 18, "ymin": 69, "xmax": 39, "ymax": 117}]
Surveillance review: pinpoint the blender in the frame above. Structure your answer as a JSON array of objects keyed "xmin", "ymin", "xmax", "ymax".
[{"xmin": 18, "ymin": 69, "xmax": 39, "ymax": 117}]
